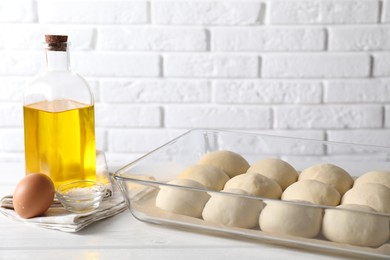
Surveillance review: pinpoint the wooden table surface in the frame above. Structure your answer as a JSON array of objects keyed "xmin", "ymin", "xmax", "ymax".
[{"xmin": 0, "ymin": 162, "xmax": 351, "ymax": 260}]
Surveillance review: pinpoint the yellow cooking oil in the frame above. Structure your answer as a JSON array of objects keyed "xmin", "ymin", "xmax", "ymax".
[{"xmin": 23, "ymin": 99, "xmax": 96, "ymax": 188}]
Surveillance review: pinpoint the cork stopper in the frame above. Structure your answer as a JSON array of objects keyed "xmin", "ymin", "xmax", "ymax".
[{"xmin": 45, "ymin": 35, "xmax": 68, "ymax": 51}]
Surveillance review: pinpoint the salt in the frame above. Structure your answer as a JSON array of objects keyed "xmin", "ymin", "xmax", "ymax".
[{"xmin": 64, "ymin": 187, "xmax": 97, "ymax": 197}]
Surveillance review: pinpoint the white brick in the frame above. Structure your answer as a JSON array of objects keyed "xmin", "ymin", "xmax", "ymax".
[
  {"xmin": 214, "ymin": 80, "xmax": 322, "ymax": 104},
  {"xmin": 105, "ymin": 152, "xmax": 146, "ymax": 166},
  {"xmin": 328, "ymin": 130, "xmax": 390, "ymax": 147},
  {"xmin": 212, "ymin": 27, "xmax": 325, "ymax": 51},
  {"xmin": 108, "ymin": 129, "xmax": 183, "ymax": 153},
  {"xmin": 95, "ymin": 128, "xmax": 107, "ymax": 152},
  {"xmin": 0, "ymin": 153, "xmax": 24, "ymax": 163},
  {"xmin": 72, "ymin": 53, "xmax": 160, "ymax": 77},
  {"xmin": 0, "ymin": 103, "xmax": 23, "ymax": 127},
  {"xmin": 275, "ymin": 105, "xmax": 383, "ymax": 129},
  {"xmin": 164, "ymin": 105, "xmax": 271, "ymax": 129},
  {"xmin": 100, "ymin": 80, "xmax": 211, "ymax": 103},
  {"xmin": 268, "ymin": 0, "xmax": 379, "ymax": 24},
  {"xmin": 38, "ymin": 0, "xmax": 148, "ymax": 24},
  {"xmin": 262, "ymin": 54, "xmax": 370, "ymax": 78},
  {"xmin": 0, "ymin": 77, "xmax": 29, "ymax": 101},
  {"xmin": 164, "ymin": 54, "xmax": 259, "ymax": 78},
  {"xmin": 85, "ymin": 80, "xmax": 99, "ymax": 102},
  {"xmin": 329, "ymin": 26, "xmax": 390, "ymax": 51},
  {"xmin": 373, "ymin": 53, "xmax": 390, "ymax": 77},
  {"xmin": 213, "ymin": 130, "xmax": 325, "ymax": 159},
  {"xmin": 386, "ymin": 106, "xmax": 390, "ymax": 127},
  {"xmin": 325, "ymin": 79, "xmax": 390, "ymax": 103},
  {"xmin": 0, "ymin": 25, "xmax": 42, "ymax": 50},
  {"xmin": 383, "ymin": 0, "xmax": 390, "ymax": 22},
  {"xmin": 95, "ymin": 104, "xmax": 161, "ymax": 127},
  {"xmin": 0, "ymin": 129, "xmax": 24, "ymax": 152},
  {"xmin": 152, "ymin": 1, "xmax": 263, "ymax": 25},
  {"xmin": 0, "ymin": 25, "xmax": 95, "ymax": 50},
  {"xmin": 0, "ymin": 0, "xmax": 36, "ymax": 22},
  {"xmin": 0, "ymin": 52, "xmax": 43, "ymax": 76},
  {"xmin": 99, "ymin": 27, "xmax": 207, "ymax": 51}
]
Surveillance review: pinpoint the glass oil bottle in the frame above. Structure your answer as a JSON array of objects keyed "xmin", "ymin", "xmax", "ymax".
[{"xmin": 23, "ymin": 35, "xmax": 96, "ymax": 188}]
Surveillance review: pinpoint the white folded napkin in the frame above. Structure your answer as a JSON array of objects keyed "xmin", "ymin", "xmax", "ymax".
[{"xmin": 0, "ymin": 195, "xmax": 127, "ymax": 232}]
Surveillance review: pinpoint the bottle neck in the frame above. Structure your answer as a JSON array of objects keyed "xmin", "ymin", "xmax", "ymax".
[{"xmin": 44, "ymin": 43, "xmax": 70, "ymax": 71}]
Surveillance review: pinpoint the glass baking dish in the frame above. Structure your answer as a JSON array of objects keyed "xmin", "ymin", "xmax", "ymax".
[{"xmin": 111, "ymin": 129, "xmax": 390, "ymax": 259}]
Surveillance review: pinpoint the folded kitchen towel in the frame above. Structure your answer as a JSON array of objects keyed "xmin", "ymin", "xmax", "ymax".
[{"xmin": 0, "ymin": 194, "xmax": 127, "ymax": 232}]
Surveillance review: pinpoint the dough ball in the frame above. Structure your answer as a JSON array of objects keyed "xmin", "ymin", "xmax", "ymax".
[
  {"xmin": 259, "ymin": 201, "xmax": 323, "ymax": 238},
  {"xmin": 322, "ymin": 204, "xmax": 389, "ymax": 247},
  {"xmin": 341, "ymin": 183, "xmax": 390, "ymax": 214},
  {"xmin": 156, "ymin": 179, "xmax": 210, "ymax": 218},
  {"xmin": 202, "ymin": 188, "xmax": 264, "ymax": 229},
  {"xmin": 299, "ymin": 163, "xmax": 353, "ymax": 195},
  {"xmin": 354, "ymin": 170, "xmax": 390, "ymax": 189},
  {"xmin": 198, "ymin": 150, "xmax": 249, "ymax": 178},
  {"xmin": 247, "ymin": 158, "xmax": 298, "ymax": 190},
  {"xmin": 282, "ymin": 180, "xmax": 341, "ymax": 206},
  {"xmin": 178, "ymin": 164, "xmax": 230, "ymax": 191},
  {"xmin": 224, "ymin": 173, "xmax": 282, "ymax": 199}
]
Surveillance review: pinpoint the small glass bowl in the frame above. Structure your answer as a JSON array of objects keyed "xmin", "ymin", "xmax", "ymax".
[{"xmin": 56, "ymin": 180, "xmax": 106, "ymax": 213}]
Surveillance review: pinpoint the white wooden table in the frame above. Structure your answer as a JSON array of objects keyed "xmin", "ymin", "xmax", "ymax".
[{"xmin": 0, "ymin": 162, "xmax": 348, "ymax": 260}]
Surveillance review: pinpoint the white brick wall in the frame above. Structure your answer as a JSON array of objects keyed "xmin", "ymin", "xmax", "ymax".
[
  {"xmin": 267, "ymin": 0, "xmax": 380, "ymax": 24},
  {"xmin": 386, "ymin": 106, "xmax": 390, "ymax": 127},
  {"xmin": 99, "ymin": 27, "xmax": 208, "ymax": 51},
  {"xmin": 100, "ymin": 80, "xmax": 211, "ymax": 103},
  {"xmin": 262, "ymin": 54, "xmax": 371, "ymax": 78},
  {"xmin": 95, "ymin": 104, "xmax": 161, "ymax": 127},
  {"xmin": 214, "ymin": 80, "xmax": 322, "ymax": 104},
  {"xmin": 274, "ymin": 105, "xmax": 383, "ymax": 129},
  {"xmin": 328, "ymin": 130, "xmax": 390, "ymax": 147},
  {"xmin": 329, "ymin": 26, "xmax": 390, "ymax": 51},
  {"xmin": 73, "ymin": 53, "xmax": 161, "ymax": 77},
  {"xmin": 0, "ymin": 104, "xmax": 23, "ymax": 126},
  {"xmin": 211, "ymin": 28, "xmax": 325, "ymax": 51},
  {"xmin": 383, "ymin": 0, "xmax": 390, "ymax": 22},
  {"xmin": 0, "ymin": 0, "xmax": 389, "ymax": 163},
  {"xmin": 152, "ymin": 1, "xmax": 263, "ymax": 25},
  {"xmin": 0, "ymin": 52, "xmax": 42, "ymax": 75},
  {"xmin": 164, "ymin": 105, "xmax": 271, "ymax": 129},
  {"xmin": 0, "ymin": 0, "xmax": 36, "ymax": 22},
  {"xmin": 325, "ymin": 79, "xmax": 390, "ymax": 103},
  {"xmin": 373, "ymin": 53, "xmax": 390, "ymax": 76},
  {"xmin": 164, "ymin": 54, "xmax": 259, "ymax": 78},
  {"xmin": 38, "ymin": 1, "xmax": 149, "ymax": 24}
]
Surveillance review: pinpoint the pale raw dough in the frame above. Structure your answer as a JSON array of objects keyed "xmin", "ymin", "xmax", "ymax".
[
  {"xmin": 198, "ymin": 150, "xmax": 249, "ymax": 178},
  {"xmin": 341, "ymin": 183, "xmax": 390, "ymax": 214},
  {"xmin": 202, "ymin": 188, "xmax": 264, "ymax": 228},
  {"xmin": 247, "ymin": 158, "xmax": 298, "ymax": 190},
  {"xmin": 282, "ymin": 180, "xmax": 341, "ymax": 206},
  {"xmin": 155, "ymin": 179, "xmax": 210, "ymax": 218},
  {"xmin": 178, "ymin": 164, "xmax": 230, "ymax": 191},
  {"xmin": 322, "ymin": 204, "xmax": 390, "ymax": 247},
  {"xmin": 354, "ymin": 170, "xmax": 390, "ymax": 189},
  {"xmin": 224, "ymin": 173, "xmax": 282, "ymax": 199},
  {"xmin": 259, "ymin": 201, "xmax": 323, "ymax": 238},
  {"xmin": 299, "ymin": 163, "xmax": 353, "ymax": 195}
]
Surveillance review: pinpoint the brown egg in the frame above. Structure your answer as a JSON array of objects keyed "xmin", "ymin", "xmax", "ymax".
[{"xmin": 13, "ymin": 173, "xmax": 55, "ymax": 218}]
